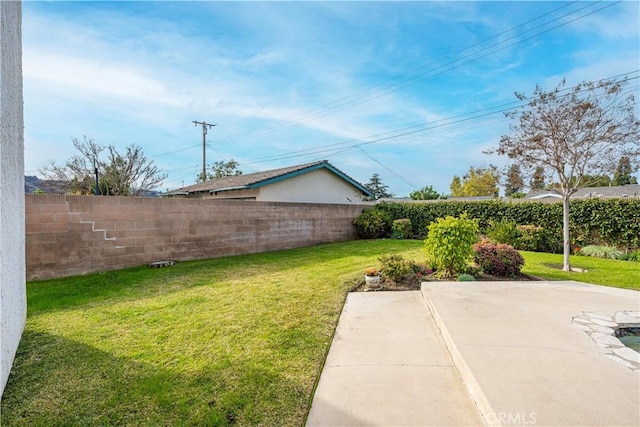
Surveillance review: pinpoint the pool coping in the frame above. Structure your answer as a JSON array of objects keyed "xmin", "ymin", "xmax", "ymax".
[{"xmin": 572, "ymin": 310, "xmax": 640, "ymax": 370}]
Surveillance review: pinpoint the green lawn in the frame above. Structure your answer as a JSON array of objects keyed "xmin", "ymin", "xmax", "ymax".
[
  {"xmin": 521, "ymin": 251, "xmax": 640, "ymax": 290},
  {"xmin": 1, "ymin": 240, "xmax": 424, "ymax": 426},
  {"xmin": 2, "ymin": 239, "xmax": 637, "ymax": 426}
]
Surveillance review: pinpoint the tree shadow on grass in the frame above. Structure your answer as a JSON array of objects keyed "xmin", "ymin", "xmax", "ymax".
[{"xmin": 1, "ymin": 329, "xmax": 310, "ymax": 426}]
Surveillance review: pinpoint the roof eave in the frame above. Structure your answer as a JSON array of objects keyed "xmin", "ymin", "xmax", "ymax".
[{"xmin": 209, "ymin": 185, "xmax": 248, "ymax": 193}]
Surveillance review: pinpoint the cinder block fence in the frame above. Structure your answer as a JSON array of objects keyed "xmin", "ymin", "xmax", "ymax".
[{"xmin": 25, "ymin": 195, "xmax": 365, "ymax": 280}]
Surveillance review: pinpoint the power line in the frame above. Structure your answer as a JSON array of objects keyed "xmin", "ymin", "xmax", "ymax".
[
  {"xmin": 236, "ymin": 71, "xmax": 639, "ymax": 167},
  {"xmin": 356, "ymin": 146, "xmax": 418, "ymax": 190},
  {"xmin": 215, "ymin": 1, "xmax": 616, "ymax": 145}
]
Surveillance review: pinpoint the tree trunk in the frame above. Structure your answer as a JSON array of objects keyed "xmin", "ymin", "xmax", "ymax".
[{"xmin": 562, "ymin": 195, "xmax": 571, "ymax": 271}]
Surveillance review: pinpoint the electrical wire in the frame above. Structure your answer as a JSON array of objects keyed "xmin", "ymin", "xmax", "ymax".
[{"xmin": 214, "ymin": 1, "xmax": 617, "ymax": 145}]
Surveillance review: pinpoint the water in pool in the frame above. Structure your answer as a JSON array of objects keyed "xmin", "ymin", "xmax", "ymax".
[{"xmin": 616, "ymin": 327, "xmax": 640, "ymax": 352}]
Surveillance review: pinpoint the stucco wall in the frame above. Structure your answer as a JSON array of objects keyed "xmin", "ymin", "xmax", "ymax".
[
  {"xmin": 258, "ymin": 169, "xmax": 365, "ymax": 204},
  {"xmin": 0, "ymin": 0, "xmax": 26, "ymax": 397},
  {"xmin": 26, "ymin": 195, "xmax": 366, "ymax": 280}
]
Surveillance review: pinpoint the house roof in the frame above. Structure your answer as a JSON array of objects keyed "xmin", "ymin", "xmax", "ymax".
[
  {"xmin": 165, "ymin": 160, "xmax": 375, "ymax": 198},
  {"xmin": 526, "ymin": 184, "xmax": 640, "ymax": 199}
]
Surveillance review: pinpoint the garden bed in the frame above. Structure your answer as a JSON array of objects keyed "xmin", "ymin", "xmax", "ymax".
[{"xmin": 352, "ymin": 272, "xmax": 539, "ymax": 292}]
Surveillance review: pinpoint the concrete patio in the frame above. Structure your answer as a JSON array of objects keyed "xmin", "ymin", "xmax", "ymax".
[{"xmin": 306, "ymin": 281, "xmax": 640, "ymax": 426}]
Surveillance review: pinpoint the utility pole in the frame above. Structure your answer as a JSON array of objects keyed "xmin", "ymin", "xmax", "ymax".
[
  {"xmin": 93, "ymin": 157, "xmax": 100, "ymax": 195},
  {"xmin": 193, "ymin": 120, "xmax": 216, "ymax": 181}
]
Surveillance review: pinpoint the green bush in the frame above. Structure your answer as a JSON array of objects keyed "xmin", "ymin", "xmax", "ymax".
[
  {"xmin": 391, "ymin": 218, "xmax": 412, "ymax": 239},
  {"xmin": 352, "ymin": 209, "xmax": 391, "ymax": 239},
  {"xmin": 515, "ymin": 224, "xmax": 563, "ymax": 253},
  {"xmin": 457, "ymin": 273, "xmax": 476, "ymax": 282},
  {"xmin": 486, "ymin": 218, "xmax": 520, "ymax": 246},
  {"xmin": 620, "ymin": 250, "xmax": 640, "ymax": 262},
  {"xmin": 424, "ymin": 214, "xmax": 480, "ymax": 278},
  {"xmin": 577, "ymin": 245, "xmax": 623, "ymax": 260},
  {"xmin": 473, "ymin": 239, "xmax": 525, "ymax": 278},
  {"xmin": 378, "ymin": 254, "xmax": 414, "ymax": 283}
]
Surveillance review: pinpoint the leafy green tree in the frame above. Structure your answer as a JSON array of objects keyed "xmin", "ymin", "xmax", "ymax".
[
  {"xmin": 449, "ymin": 176, "xmax": 462, "ymax": 197},
  {"xmin": 449, "ymin": 166, "xmax": 499, "ymax": 197},
  {"xmin": 504, "ymin": 164, "xmax": 525, "ymax": 197},
  {"xmin": 197, "ymin": 159, "xmax": 243, "ymax": 182},
  {"xmin": 41, "ymin": 136, "xmax": 166, "ymax": 196},
  {"xmin": 410, "ymin": 185, "xmax": 440, "ymax": 200},
  {"xmin": 612, "ymin": 156, "xmax": 638, "ymax": 186},
  {"xmin": 530, "ymin": 166, "xmax": 546, "ymax": 190},
  {"xmin": 364, "ymin": 173, "xmax": 393, "ymax": 200},
  {"xmin": 490, "ymin": 77, "xmax": 640, "ymax": 271}
]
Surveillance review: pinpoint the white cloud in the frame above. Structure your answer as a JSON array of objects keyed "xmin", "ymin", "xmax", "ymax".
[{"xmin": 24, "ymin": 50, "xmax": 190, "ymax": 107}]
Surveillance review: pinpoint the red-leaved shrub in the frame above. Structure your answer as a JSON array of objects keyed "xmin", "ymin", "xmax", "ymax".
[{"xmin": 473, "ymin": 239, "xmax": 524, "ymax": 277}]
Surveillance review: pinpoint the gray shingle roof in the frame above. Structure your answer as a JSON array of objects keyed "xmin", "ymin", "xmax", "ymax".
[{"xmin": 165, "ymin": 160, "xmax": 374, "ymax": 197}]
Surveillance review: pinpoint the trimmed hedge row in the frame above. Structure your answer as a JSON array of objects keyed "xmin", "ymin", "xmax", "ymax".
[{"xmin": 361, "ymin": 199, "xmax": 640, "ymax": 250}]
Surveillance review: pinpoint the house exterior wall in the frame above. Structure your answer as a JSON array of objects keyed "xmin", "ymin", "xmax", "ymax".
[
  {"xmin": 0, "ymin": 0, "xmax": 26, "ymax": 396},
  {"xmin": 25, "ymin": 195, "xmax": 366, "ymax": 280},
  {"xmin": 258, "ymin": 169, "xmax": 365, "ymax": 204}
]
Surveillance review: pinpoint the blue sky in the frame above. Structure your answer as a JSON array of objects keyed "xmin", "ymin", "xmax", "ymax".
[{"xmin": 22, "ymin": 1, "xmax": 640, "ymax": 196}]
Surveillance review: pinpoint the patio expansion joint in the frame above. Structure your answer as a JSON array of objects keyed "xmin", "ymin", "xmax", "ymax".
[{"xmin": 420, "ymin": 290, "xmax": 496, "ymax": 427}]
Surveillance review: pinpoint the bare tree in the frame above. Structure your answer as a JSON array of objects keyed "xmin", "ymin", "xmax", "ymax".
[
  {"xmin": 101, "ymin": 144, "xmax": 167, "ymax": 196},
  {"xmin": 41, "ymin": 136, "xmax": 167, "ymax": 196},
  {"xmin": 489, "ymin": 77, "xmax": 639, "ymax": 271}
]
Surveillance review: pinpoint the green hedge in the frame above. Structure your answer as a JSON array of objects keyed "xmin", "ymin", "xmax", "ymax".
[{"xmin": 365, "ymin": 199, "xmax": 640, "ymax": 250}]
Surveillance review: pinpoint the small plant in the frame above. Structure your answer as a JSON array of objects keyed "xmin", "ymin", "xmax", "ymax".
[
  {"xmin": 424, "ymin": 214, "xmax": 480, "ymax": 278},
  {"xmin": 473, "ymin": 239, "xmax": 525, "ymax": 278},
  {"xmin": 410, "ymin": 262, "xmax": 432, "ymax": 276},
  {"xmin": 457, "ymin": 273, "xmax": 476, "ymax": 282},
  {"xmin": 391, "ymin": 218, "xmax": 412, "ymax": 239},
  {"xmin": 353, "ymin": 209, "xmax": 391, "ymax": 239},
  {"xmin": 578, "ymin": 245, "xmax": 623, "ymax": 260},
  {"xmin": 364, "ymin": 267, "xmax": 380, "ymax": 276},
  {"xmin": 620, "ymin": 250, "xmax": 640, "ymax": 262},
  {"xmin": 378, "ymin": 253, "xmax": 413, "ymax": 283},
  {"xmin": 486, "ymin": 218, "xmax": 520, "ymax": 247}
]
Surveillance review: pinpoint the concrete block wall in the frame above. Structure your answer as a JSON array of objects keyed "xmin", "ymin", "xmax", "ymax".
[
  {"xmin": 25, "ymin": 195, "xmax": 365, "ymax": 280},
  {"xmin": 1, "ymin": 0, "xmax": 25, "ymax": 396}
]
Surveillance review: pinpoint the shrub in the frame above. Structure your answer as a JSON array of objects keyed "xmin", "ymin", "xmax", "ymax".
[
  {"xmin": 473, "ymin": 239, "xmax": 525, "ymax": 278},
  {"xmin": 486, "ymin": 218, "xmax": 520, "ymax": 246},
  {"xmin": 457, "ymin": 273, "xmax": 476, "ymax": 282},
  {"xmin": 515, "ymin": 224, "xmax": 563, "ymax": 253},
  {"xmin": 353, "ymin": 209, "xmax": 391, "ymax": 239},
  {"xmin": 620, "ymin": 250, "xmax": 640, "ymax": 262},
  {"xmin": 391, "ymin": 218, "xmax": 412, "ymax": 239},
  {"xmin": 424, "ymin": 214, "xmax": 480, "ymax": 278},
  {"xmin": 378, "ymin": 254, "xmax": 414, "ymax": 283},
  {"xmin": 577, "ymin": 245, "xmax": 623, "ymax": 260}
]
